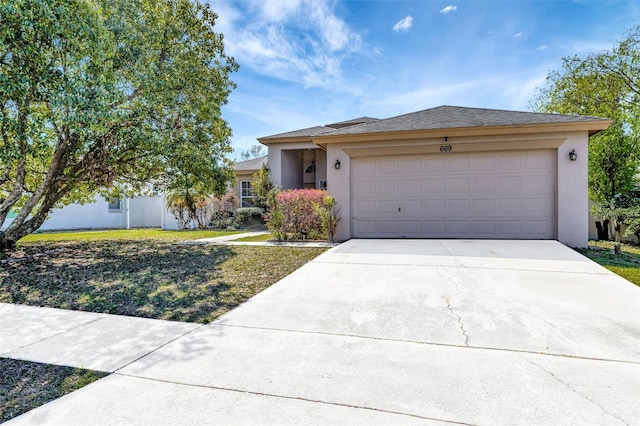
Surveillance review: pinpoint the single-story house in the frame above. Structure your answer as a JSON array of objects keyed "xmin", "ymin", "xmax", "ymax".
[
  {"xmin": 232, "ymin": 155, "xmax": 268, "ymax": 207},
  {"xmin": 1, "ymin": 195, "xmax": 164, "ymax": 232},
  {"xmin": 258, "ymin": 105, "xmax": 611, "ymax": 247}
]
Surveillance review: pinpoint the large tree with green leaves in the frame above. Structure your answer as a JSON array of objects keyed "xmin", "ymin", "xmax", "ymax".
[
  {"xmin": 533, "ymin": 24, "xmax": 639, "ymax": 250},
  {"xmin": 0, "ymin": 0, "xmax": 237, "ymax": 248}
]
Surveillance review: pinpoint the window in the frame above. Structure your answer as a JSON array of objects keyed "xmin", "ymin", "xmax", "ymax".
[
  {"xmin": 240, "ymin": 181, "xmax": 254, "ymax": 207},
  {"xmin": 108, "ymin": 198, "xmax": 121, "ymax": 211},
  {"xmin": 305, "ymin": 162, "xmax": 316, "ymax": 174}
]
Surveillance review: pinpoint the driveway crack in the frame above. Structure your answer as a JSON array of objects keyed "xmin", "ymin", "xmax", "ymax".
[
  {"xmin": 523, "ymin": 356, "xmax": 629, "ymax": 425},
  {"xmin": 445, "ymin": 281, "xmax": 469, "ymax": 347},
  {"xmin": 437, "ymin": 242, "xmax": 470, "ymax": 347}
]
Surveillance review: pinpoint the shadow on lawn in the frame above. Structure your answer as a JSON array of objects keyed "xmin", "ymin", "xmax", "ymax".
[{"xmin": 0, "ymin": 241, "xmax": 241, "ymax": 323}]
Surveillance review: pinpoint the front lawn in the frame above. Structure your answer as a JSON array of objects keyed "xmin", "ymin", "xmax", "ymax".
[
  {"xmin": 1, "ymin": 239, "xmax": 326, "ymax": 323},
  {"xmin": 19, "ymin": 228, "xmax": 241, "ymax": 243},
  {"xmin": 576, "ymin": 241, "xmax": 640, "ymax": 286},
  {"xmin": 0, "ymin": 358, "xmax": 107, "ymax": 422},
  {"xmin": 1, "ymin": 231, "xmax": 327, "ymax": 421},
  {"xmin": 234, "ymin": 232, "xmax": 274, "ymax": 242}
]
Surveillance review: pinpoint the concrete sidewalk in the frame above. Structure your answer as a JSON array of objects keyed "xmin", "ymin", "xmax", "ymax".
[
  {"xmin": 6, "ymin": 240, "xmax": 640, "ymax": 425},
  {"xmin": 0, "ymin": 304, "xmax": 199, "ymax": 372}
]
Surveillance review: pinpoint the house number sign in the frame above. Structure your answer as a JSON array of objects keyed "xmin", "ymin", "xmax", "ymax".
[{"xmin": 439, "ymin": 145, "xmax": 453, "ymax": 152}]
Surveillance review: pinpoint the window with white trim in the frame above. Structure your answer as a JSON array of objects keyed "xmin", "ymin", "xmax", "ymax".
[{"xmin": 240, "ymin": 180, "xmax": 255, "ymax": 207}]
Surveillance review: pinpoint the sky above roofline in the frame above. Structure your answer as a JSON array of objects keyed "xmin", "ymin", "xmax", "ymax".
[{"xmin": 209, "ymin": 0, "xmax": 640, "ymax": 160}]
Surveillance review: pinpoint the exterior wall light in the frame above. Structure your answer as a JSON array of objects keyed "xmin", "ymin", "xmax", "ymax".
[
  {"xmin": 569, "ymin": 149, "xmax": 577, "ymax": 161},
  {"xmin": 335, "ymin": 159, "xmax": 341, "ymax": 170}
]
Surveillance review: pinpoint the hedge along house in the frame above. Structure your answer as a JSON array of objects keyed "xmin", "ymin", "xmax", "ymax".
[{"xmin": 258, "ymin": 106, "xmax": 611, "ymax": 247}]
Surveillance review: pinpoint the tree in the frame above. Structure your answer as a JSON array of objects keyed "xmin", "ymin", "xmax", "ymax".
[
  {"xmin": 250, "ymin": 164, "xmax": 274, "ymax": 210},
  {"xmin": 533, "ymin": 24, "xmax": 640, "ymax": 252},
  {"xmin": 0, "ymin": 0, "xmax": 238, "ymax": 248},
  {"xmin": 240, "ymin": 144, "xmax": 266, "ymax": 161}
]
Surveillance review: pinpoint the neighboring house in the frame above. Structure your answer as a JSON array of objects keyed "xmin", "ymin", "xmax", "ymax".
[
  {"xmin": 1, "ymin": 195, "xmax": 164, "ymax": 232},
  {"xmin": 232, "ymin": 155, "xmax": 268, "ymax": 207},
  {"xmin": 258, "ymin": 105, "xmax": 611, "ymax": 248}
]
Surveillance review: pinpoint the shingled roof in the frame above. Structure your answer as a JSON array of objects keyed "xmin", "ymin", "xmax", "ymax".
[
  {"xmin": 323, "ymin": 105, "xmax": 609, "ymax": 136},
  {"xmin": 234, "ymin": 155, "xmax": 268, "ymax": 171},
  {"xmin": 259, "ymin": 125, "xmax": 336, "ymax": 140}
]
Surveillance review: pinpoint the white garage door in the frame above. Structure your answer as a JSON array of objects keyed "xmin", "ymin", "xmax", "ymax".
[{"xmin": 351, "ymin": 150, "xmax": 556, "ymax": 239}]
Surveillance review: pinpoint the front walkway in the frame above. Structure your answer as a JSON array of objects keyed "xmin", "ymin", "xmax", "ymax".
[
  {"xmin": 183, "ymin": 231, "xmax": 337, "ymax": 248},
  {"xmin": 5, "ymin": 240, "xmax": 640, "ymax": 425}
]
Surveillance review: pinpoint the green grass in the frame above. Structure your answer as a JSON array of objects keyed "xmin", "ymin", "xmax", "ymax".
[
  {"xmin": 1, "ymin": 232, "xmax": 327, "ymax": 419},
  {"xmin": 576, "ymin": 241, "xmax": 640, "ymax": 286},
  {"xmin": 0, "ymin": 358, "xmax": 107, "ymax": 422},
  {"xmin": 20, "ymin": 228, "xmax": 241, "ymax": 243},
  {"xmin": 2, "ymin": 239, "xmax": 327, "ymax": 323},
  {"xmin": 234, "ymin": 232, "xmax": 274, "ymax": 242}
]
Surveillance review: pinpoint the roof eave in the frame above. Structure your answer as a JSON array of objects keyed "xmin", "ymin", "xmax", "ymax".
[
  {"xmin": 312, "ymin": 120, "xmax": 613, "ymax": 145},
  {"xmin": 258, "ymin": 135, "xmax": 320, "ymax": 146}
]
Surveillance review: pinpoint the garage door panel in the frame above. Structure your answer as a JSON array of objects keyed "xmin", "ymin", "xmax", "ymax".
[
  {"xmin": 352, "ymin": 150, "xmax": 556, "ymax": 239},
  {"xmin": 424, "ymin": 158, "xmax": 445, "ymax": 173},
  {"xmin": 399, "ymin": 221, "xmax": 421, "ymax": 234},
  {"xmin": 497, "ymin": 198, "xmax": 522, "ymax": 213},
  {"xmin": 400, "ymin": 200, "xmax": 422, "ymax": 214},
  {"xmin": 354, "ymin": 179, "xmax": 376, "ymax": 196},
  {"xmin": 447, "ymin": 221, "xmax": 471, "ymax": 233},
  {"xmin": 378, "ymin": 200, "xmax": 398, "ymax": 214},
  {"xmin": 446, "ymin": 177, "xmax": 470, "ymax": 193},
  {"xmin": 496, "ymin": 155, "xmax": 522, "ymax": 170},
  {"xmin": 496, "ymin": 176, "xmax": 522, "ymax": 193},
  {"xmin": 447, "ymin": 199, "xmax": 471, "ymax": 214},
  {"xmin": 523, "ymin": 175, "xmax": 553, "ymax": 193},
  {"xmin": 471, "ymin": 221, "xmax": 496, "ymax": 234},
  {"xmin": 473, "ymin": 199, "xmax": 496, "ymax": 213},
  {"xmin": 471, "ymin": 157, "xmax": 496, "ymax": 171},
  {"xmin": 377, "ymin": 179, "xmax": 398, "ymax": 194},
  {"xmin": 377, "ymin": 160, "xmax": 398, "ymax": 174},
  {"xmin": 424, "ymin": 178, "xmax": 445, "ymax": 193},
  {"xmin": 424, "ymin": 199, "xmax": 446, "ymax": 213},
  {"xmin": 399, "ymin": 179, "xmax": 421, "ymax": 194},
  {"xmin": 400, "ymin": 159, "xmax": 421, "ymax": 173},
  {"xmin": 354, "ymin": 160, "xmax": 376, "ymax": 176},
  {"xmin": 472, "ymin": 177, "xmax": 495, "ymax": 193}
]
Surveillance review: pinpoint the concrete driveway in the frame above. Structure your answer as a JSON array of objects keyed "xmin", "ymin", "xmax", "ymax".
[{"xmin": 10, "ymin": 240, "xmax": 640, "ymax": 425}]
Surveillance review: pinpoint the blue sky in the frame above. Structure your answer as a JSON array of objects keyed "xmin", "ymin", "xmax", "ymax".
[{"xmin": 210, "ymin": 0, "xmax": 639, "ymax": 159}]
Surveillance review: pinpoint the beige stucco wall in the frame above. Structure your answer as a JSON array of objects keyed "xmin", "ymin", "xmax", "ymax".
[{"xmin": 323, "ymin": 131, "xmax": 591, "ymax": 247}]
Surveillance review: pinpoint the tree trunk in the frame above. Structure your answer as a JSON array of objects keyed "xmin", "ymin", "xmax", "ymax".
[
  {"xmin": 613, "ymin": 219, "xmax": 622, "ymax": 255},
  {"xmin": 602, "ymin": 219, "xmax": 611, "ymax": 240}
]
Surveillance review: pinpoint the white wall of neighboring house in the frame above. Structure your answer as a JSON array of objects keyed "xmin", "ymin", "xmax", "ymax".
[{"xmin": 2, "ymin": 195, "xmax": 163, "ymax": 233}]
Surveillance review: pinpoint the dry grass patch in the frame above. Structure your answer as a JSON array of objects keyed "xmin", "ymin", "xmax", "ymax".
[
  {"xmin": 0, "ymin": 358, "xmax": 107, "ymax": 422},
  {"xmin": 1, "ymin": 240, "xmax": 327, "ymax": 323}
]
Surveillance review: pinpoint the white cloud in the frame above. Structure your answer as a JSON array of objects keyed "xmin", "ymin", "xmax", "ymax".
[
  {"xmin": 440, "ymin": 6, "xmax": 458, "ymax": 14},
  {"xmin": 393, "ymin": 16, "xmax": 413, "ymax": 33},
  {"xmin": 536, "ymin": 45, "xmax": 549, "ymax": 51},
  {"xmin": 214, "ymin": 0, "xmax": 369, "ymax": 90},
  {"xmin": 514, "ymin": 32, "xmax": 523, "ymax": 38}
]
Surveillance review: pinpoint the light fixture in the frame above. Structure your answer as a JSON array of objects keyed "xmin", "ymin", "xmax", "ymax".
[
  {"xmin": 334, "ymin": 159, "xmax": 341, "ymax": 170},
  {"xmin": 569, "ymin": 149, "xmax": 577, "ymax": 161}
]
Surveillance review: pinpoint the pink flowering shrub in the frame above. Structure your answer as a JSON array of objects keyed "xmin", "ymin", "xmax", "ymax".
[{"xmin": 266, "ymin": 189, "xmax": 329, "ymax": 240}]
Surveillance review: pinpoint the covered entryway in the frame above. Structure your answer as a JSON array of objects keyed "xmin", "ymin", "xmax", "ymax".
[{"xmin": 351, "ymin": 149, "xmax": 556, "ymax": 239}]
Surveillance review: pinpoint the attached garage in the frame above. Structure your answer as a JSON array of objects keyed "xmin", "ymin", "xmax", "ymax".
[
  {"xmin": 351, "ymin": 150, "xmax": 556, "ymax": 239},
  {"xmin": 260, "ymin": 105, "xmax": 612, "ymax": 247}
]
